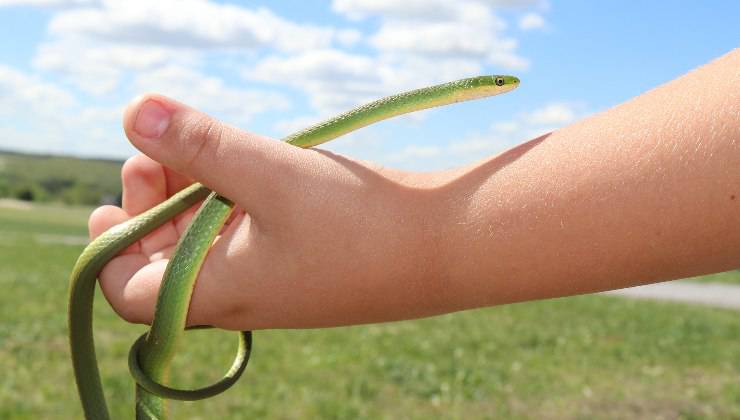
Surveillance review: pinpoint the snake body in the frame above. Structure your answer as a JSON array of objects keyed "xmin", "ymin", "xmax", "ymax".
[{"xmin": 68, "ymin": 75, "xmax": 519, "ymax": 419}]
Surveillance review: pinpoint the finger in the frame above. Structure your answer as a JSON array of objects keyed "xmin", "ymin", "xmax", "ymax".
[
  {"xmin": 89, "ymin": 205, "xmax": 128, "ymax": 240},
  {"xmin": 98, "ymin": 222, "xmax": 246, "ymax": 327},
  {"xmin": 88, "ymin": 205, "xmax": 140, "ymax": 254},
  {"xmin": 122, "ymin": 94, "xmax": 307, "ymax": 220},
  {"xmin": 121, "ymin": 154, "xmax": 167, "ymax": 215},
  {"xmin": 99, "ymin": 255, "xmax": 164, "ymax": 324},
  {"xmin": 121, "ymin": 153, "xmax": 184, "ymax": 255}
]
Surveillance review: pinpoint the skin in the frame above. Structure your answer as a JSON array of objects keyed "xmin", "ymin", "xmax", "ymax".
[{"xmin": 90, "ymin": 49, "xmax": 740, "ymax": 331}]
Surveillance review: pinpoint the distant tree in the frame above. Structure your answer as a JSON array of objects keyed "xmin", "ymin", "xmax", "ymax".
[
  {"xmin": 40, "ymin": 177, "xmax": 74, "ymax": 194},
  {"xmin": 16, "ymin": 188, "xmax": 34, "ymax": 201},
  {"xmin": 0, "ymin": 178, "xmax": 9, "ymax": 197}
]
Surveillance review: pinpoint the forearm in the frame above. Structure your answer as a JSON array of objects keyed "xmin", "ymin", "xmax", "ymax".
[{"xmin": 421, "ymin": 49, "xmax": 740, "ymax": 314}]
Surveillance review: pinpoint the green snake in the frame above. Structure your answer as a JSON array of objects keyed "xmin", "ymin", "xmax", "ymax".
[{"xmin": 68, "ymin": 75, "xmax": 520, "ymax": 419}]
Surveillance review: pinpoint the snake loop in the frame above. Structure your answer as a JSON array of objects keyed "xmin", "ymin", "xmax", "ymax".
[{"xmin": 128, "ymin": 329, "xmax": 252, "ymax": 401}]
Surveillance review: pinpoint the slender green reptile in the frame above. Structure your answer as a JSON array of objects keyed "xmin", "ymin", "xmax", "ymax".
[{"xmin": 68, "ymin": 75, "xmax": 520, "ymax": 419}]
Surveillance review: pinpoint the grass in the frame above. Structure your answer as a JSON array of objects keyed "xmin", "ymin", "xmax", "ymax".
[
  {"xmin": 0, "ymin": 202, "xmax": 739, "ymax": 419},
  {"xmin": 0, "ymin": 150, "xmax": 122, "ymax": 205},
  {"xmin": 683, "ymin": 270, "xmax": 740, "ymax": 285}
]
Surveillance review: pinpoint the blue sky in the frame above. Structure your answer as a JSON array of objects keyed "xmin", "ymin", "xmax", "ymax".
[{"xmin": 0, "ymin": 0, "xmax": 737, "ymax": 171}]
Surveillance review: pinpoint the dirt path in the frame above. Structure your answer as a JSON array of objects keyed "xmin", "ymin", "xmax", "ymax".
[{"xmin": 603, "ymin": 280, "xmax": 740, "ymax": 311}]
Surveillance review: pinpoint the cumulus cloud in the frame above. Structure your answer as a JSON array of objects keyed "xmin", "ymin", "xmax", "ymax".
[
  {"xmin": 249, "ymin": 49, "xmax": 384, "ymax": 114},
  {"xmin": 0, "ymin": 62, "xmax": 288, "ymax": 157},
  {"xmin": 252, "ymin": 0, "xmax": 537, "ymax": 129},
  {"xmin": 4, "ymin": 0, "xmax": 552, "ymax": 161},
  {"xmin": 382, "ymin": 102, "xmax": 588, "ymax": 170},
  {"xmin": 519, "ymin": 13, "xmax": 545, "ymax": 30},
  {"xmin": 333, "ymin": 0, "xmax": 529, "ymax": 70},
  {"xmin": 133, "ymin": 65, "xmax": 289, "ymax": 127},
  {"xmin": 33, "ymin": 41, "xmax": 191, "ymax": 95},
  {"xmin": 332, "ymin": 0, "xmax": 547, "ymax": 21},
  {"xmin": 0, "ymin": 65, "xmax": 76, "ymax": 119},
  {"xmin": 33, "ymin": 0, "xmax": 360, "ymax": 96},
  {"xmin": 48, "ymin": 0, "xmax": 340, "ymax": 52},
  {"xmin": 370, "ymin": 17, "xmax": 528, "ymax": 69},
  {"xmin": 333, "ymin": 0, "xmax": 480, "ymax": 22},
  {"xmin": 249, "ymin": 48, "xmax": 488, "ymax": 120},
  {"xmin": 0, "ymin": 0, "xmax": 96, "ymax": 7},
  {"xmin": 0, "ymin": 65, "xmax": 131, "ymax": 156},
  {"xmin": 525, "ymin": 103, "xmax": 577, "ymax": 125}
]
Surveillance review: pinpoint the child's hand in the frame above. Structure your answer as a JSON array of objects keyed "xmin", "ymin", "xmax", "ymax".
[{"xmin": 89, "ymin": 95, "xmax": 443, "ymax": 330}]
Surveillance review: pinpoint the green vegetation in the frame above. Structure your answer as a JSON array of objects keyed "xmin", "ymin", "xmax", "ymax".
[
  {"xmin": 685, "ymin": 270, "xmax": 740, "ymax": 285},
  {"xmin": 0, "ymin": 150, "xmax": 122, "ymax": 206},
  {"xmin": 0, "ymin": 202, "xmax": 738, "ymax": 419}
]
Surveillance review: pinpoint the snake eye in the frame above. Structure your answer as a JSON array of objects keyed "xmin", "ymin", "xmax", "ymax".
[{"xmin": 495, "ymin": 77, "xmax": 505, "ymax": 86}]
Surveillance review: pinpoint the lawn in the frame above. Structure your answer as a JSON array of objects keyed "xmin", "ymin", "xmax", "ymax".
[{"xmin": 0, "ymin": 202, "xmax": 738, "ymax": 419}]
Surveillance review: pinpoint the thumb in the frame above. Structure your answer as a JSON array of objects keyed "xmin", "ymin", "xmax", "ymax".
[{"xmin": 122, "ymin": 94, "xmax": 302, "ymax": 215}]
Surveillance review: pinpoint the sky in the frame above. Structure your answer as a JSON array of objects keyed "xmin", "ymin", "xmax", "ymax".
[{"xmin": 0, "ymin": 0, "xmax": 737, "ymax": 171}]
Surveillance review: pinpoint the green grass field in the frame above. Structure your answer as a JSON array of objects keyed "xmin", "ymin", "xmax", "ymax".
[
  {"xmin": 0, "ymin": 201, "xmax": 738, "ymax": 419},
  {"xmin": 0, "ymin": 150, "xmax": 122, "ymax": 205}
]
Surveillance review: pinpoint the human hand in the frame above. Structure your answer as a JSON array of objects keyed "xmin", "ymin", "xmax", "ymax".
[
  {"xmin": 90, "ymin": 50, "xmax": 740, "ymax": 333},
  {"xmin": 89, "ymin": 95, "xmax": 446, "ymax": 330}
]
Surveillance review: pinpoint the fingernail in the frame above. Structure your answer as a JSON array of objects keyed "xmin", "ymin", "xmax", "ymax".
[{"xmin": 134, "ymin": 100, "xmax": 171, "ymax": 139}]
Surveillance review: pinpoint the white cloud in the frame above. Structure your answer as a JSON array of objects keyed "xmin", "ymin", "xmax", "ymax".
[
  {"xmin": 0, "ymin": 65, "xmax": 76, "ymax": 118},
  {"xmin": 335, "ymin": 29, "xmax": 363, "ymax": 47},
  {"xmin": 382, "ymin": 102, "xmax": 587, "ymax": 170},
  {"xmin": 457, "ymin": 101, "xmax": 585, "ymax": 154},
  {"xmin": 371, "ymin": 19, "xmax": 528, "ymax": 70},
  {"xmin": 249, "ymin": 49, "xmax": 388, "ymax": 115},
  {"xmin": 519, "ymin": 12, "xmax": 545, "ymax": 30},
  {"xmin": 48, "ymin": 0, "xmax": 340, "ymax": 52},
  {"xmin": 249, "ymin": 48, "xmax": 490, "ymax": 120},
  {"xmin": 334, "ymin": 0, "xmax": 480, "ymax": 22},
  {"xmin": 33, "ymin": 0, "xmax": 358, "ymax": 96},
  {"xmin": 252, "ymin": 0, "xmax": 537, "ymax": 119},
  {"xmin": 526, "ymin": 102, "xmax": 576, "ymax": 125},
  {"xmin": 3, "ymin": 1, "xmax": 551, "ymax": 161},
  {"xmin": 34, "ymin": 41, "xmax": 191, "ymax": 95},
  {"xmin": 0, "ymin": 65, "xmax": 276, "ymax": 157},
  {"xmin": 133, "ymin": 65, "xmax": 289, "ymax": 128},
  {"xmin": 0, "ymin": 0, "xmax": 96, "ymax": 7},
  {"xmin": 0, "ymin": 65, "xmax": 133, "ymax": 156},
  {"xmin": 333, "ymin": 0, "xmax": 546, "ymax": 21},
  {"xmin": 12, "ymin": 0, "xmax": 363, "ymax": 158},
  {"xmin": 248, "ymin": 0, "xmax": 545, "ymax": 161},
  {"xmin": 334, "ymin": 0, "xmax": 530, "ymax": 70}
]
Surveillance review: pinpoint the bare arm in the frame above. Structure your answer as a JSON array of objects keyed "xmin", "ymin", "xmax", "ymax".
[
  {"xmin": 423, "ymin": 48, "xmax": 740, "ymax": 314},
  {"xmin": 91, "ymin": 49, "xmax": 739, "ymax": 329}
]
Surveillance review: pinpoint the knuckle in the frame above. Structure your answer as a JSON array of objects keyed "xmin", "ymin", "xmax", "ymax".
[{"xmin": 180, "ymin": 114, "xmax": 224, "ymax": 174}]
